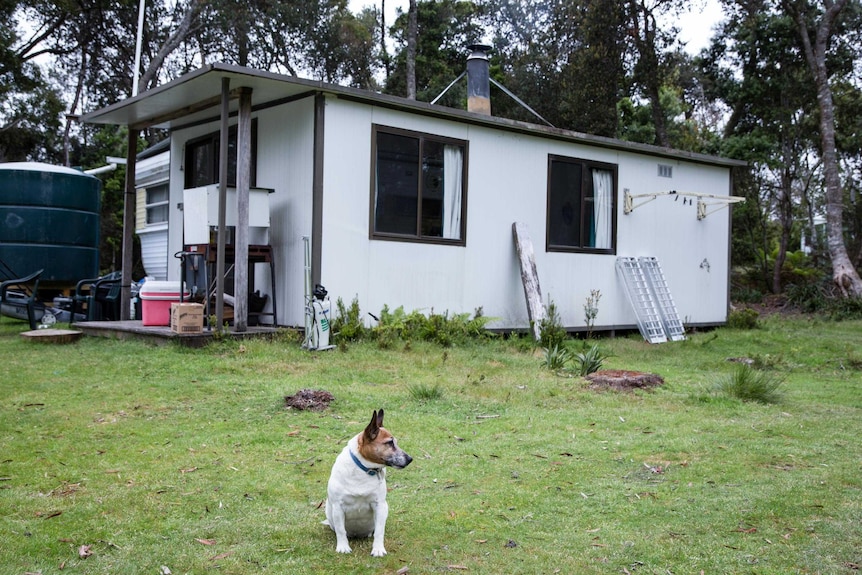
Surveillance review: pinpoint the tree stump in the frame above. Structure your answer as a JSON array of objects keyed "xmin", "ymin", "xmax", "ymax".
[{"xmin": 20, "ymin": 329, "xmax": 83, "ymax": 344}]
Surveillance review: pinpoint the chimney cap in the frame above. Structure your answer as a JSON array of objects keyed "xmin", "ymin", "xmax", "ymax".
[{"xmin": 467, "ymin": 44, "xmax": 492, "ymax": 60}]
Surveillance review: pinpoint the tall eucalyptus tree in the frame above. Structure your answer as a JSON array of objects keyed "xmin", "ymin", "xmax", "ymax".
[{"xmin": 781, "ymin": 0, "xmax": 862, "ymax": 296}]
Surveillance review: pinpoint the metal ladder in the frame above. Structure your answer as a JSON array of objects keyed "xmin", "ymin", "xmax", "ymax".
[
  {"xmin": 638, "ymin": 256, "xmax": 686, "ymax": 341},
  {"xmin": 615, "ymin": 257, "xmax": 667, "ymax": 344}
]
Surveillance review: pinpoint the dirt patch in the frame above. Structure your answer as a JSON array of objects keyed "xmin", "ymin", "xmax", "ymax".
[
  {"xmin": 284, "ymin": 389, "xmax": 334, "ymax": 411},
  {"xmin": 585, "ymin": 370, "xmax": 664, "ymax": 392}
]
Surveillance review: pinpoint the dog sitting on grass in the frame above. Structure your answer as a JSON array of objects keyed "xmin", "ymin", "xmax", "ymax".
[{"xmin": 323, "ymin": 409, "xmax": 412, "ymax": 557}]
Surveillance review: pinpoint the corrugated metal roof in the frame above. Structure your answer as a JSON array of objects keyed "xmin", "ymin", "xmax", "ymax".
[{"xmin": 82, "ymin": 62, "xmax": 746, "ymax": 168}]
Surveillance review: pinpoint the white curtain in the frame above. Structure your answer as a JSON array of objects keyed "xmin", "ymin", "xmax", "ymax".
[
  {"xmin": 592, "ymin": 169, "xmax": 612, "ymax": 249},
  {"xmin": 442, "ymin": 145, "xmax": 463, "ymax": 239}
]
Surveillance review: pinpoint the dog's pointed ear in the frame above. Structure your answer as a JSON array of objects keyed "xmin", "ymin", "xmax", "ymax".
[
  {"xmin": 364, "ymin": 409, "xmax": 381, "ymax": 442},
  {"xmin": 377, "ymin": 408, "xmax": 384, "ymax": 428}
]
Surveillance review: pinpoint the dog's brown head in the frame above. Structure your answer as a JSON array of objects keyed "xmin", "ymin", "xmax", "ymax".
[{"xmin": 358, "ymin": 409, "xmax": 413, "ymax": 469}]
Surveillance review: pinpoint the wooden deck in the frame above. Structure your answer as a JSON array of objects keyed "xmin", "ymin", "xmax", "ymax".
[{"xmin": 72, "ymin": 320, "xmax": 279, "ymax": 347}]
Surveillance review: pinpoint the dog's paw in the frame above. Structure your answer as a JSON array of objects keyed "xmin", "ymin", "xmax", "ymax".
[
  {"xmin": 371, "ymin": 546, "xmax": 387, "ymax": 557},
  {"xmin": 335, "ymin": 544, "xmax": 352, "ymax": 554}
]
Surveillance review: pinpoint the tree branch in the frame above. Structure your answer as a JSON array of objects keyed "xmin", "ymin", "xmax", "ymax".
[
  {"xmin": 139, "ymin": 0, "xmax": 205, "ymax": 90},
  {"xmin": 16, "ymin": 16, "xmax": 70, "ymax": 62}
]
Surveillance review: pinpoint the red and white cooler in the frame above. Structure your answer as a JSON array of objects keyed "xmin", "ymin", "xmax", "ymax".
[{"xmin": 139, "ymin": 281, "xmax": 190, "ymax": 326}]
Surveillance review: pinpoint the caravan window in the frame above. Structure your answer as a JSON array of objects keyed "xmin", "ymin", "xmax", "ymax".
[
  {"xmin": 371, "ymin": 125, "xmax": 468, "ymax": 245},
  {"xmin": 546, "ymin": 155, "xmax": 617, "ymax": 253},
  {"xmin": 145, "ymin": 183, "xmax": 169, "ymax": 224}
]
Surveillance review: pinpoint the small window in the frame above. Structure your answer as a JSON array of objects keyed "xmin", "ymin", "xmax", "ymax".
[
  {"xmin": 145, "ymin": 183, "xmax": 169, "ymax": 224},
  {"xmin": 658, "ymin": 164, "xmax": 673, "ymax": 178},
  {"xmin": 371, "ymin": 125, "xmax": 467, "ymax": 244},
  {"xmin": 547, "ymin": 155, "xmax": 617, "ymax": 253},
  {"xmin": 184, "ymin": 120, "xmax": 258, "ymax": 188}
]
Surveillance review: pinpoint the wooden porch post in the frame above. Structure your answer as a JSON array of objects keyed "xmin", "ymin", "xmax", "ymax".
[
  {"xmin": 120, "ymin": 128, "xmax": 139, "ymax": 320},
  {"xmin": 215, "ymin": 77, "xmax": 230, "ymax": 329},
  {"xmin": 234, "ymin": 87, "xmax": 252, "ymax": 332}
]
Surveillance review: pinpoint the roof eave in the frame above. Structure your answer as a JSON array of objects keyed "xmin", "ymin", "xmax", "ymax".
[{"xmin": 82, "ymin": 63, "xmax": 747, "ymax": 169}]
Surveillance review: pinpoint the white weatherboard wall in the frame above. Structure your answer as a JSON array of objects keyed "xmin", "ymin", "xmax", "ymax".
[
  {"xmin": 162, "ymin": 94, "xmax": 733, "ymax": 331},
  {"xmin": 321, "ymin": 99, "xmax": 472, "ymax": 324},
  {"xmin": 167, "ymin": 96, "xmax": 316, "ymax": 326},
  {"xmin": 615, "ymin": 159, "xmax": 731, "ymax": 328},
  {"xmin": 319, "ymin": 97, "xmax": 733, "ymax": 331},
  {"xmin": 256, "ymin": 97, "xmax": 316, "ymax": 327}
]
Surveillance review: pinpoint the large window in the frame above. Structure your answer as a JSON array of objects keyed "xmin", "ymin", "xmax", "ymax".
[
  {"xmin": 547, "ymin": 155, "xmax": 616, "ymax": 252},
  {"xmin": 184, "ymin": 121, "xmax": 258, "ymax": 189},
  {"xmin": 371, "ymin": 125, "xmax": 467, "ymax": 244}
]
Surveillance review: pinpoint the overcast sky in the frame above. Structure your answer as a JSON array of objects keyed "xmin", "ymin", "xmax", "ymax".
[{"xmin": 348, "ymin": 0, "xmax": 725, "ymax": 56}]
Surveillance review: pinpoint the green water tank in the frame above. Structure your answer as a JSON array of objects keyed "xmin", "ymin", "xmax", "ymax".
[{"xmin": 0, "ymin": 162, "xmax": 102, "ymax": 285}]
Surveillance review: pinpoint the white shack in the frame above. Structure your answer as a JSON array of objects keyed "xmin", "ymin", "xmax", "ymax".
[{"xmin": 83, "ymin": 58, "xmax": 745, "ymax": 336}]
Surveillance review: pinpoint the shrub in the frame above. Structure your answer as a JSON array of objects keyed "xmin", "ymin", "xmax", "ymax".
[
  {"xmin": 712, "ymin": 363, "xmax": 785, "ymax": 404},
  {"xmin": 542, "ymin": 344, "xmax": 573, "ymax": 371},
  {"xmin": 727, "ymin": 307, "xmax": 759, "ymax": 329},
  {"xmin": 539, "ymin": 300, "xmax": 567, "ymax": 349},
  {"xmin": 572, "ymin": 343, "xmax": 608, "ymax": 376},
  {"xmin": 786, "ymin": 282, "xmax": 828, "ymax": 313},
  {"xmin": 825, "ymin": 295, "xmax": 862, "ymax": 321},
  {"xmin": 583, "ymin": 289, "xmax": 601, "ymax": 339},
  {"xmin": 731, "ymin": 285, "xmax": 764, "ymax": 304},
  {"xmin": 750, "ymin": 353, "xmax": 783, "ymax": 370},
  {"xmin": 541, "ymin": 342, "xmax": 608, "ymax": 376},
  {"xmin": 368, "ymin": 304, "xmax": 494, "ymax": 347},
  {"xmin": 786, "ymin": 281, "xmax": 862, "ymax": 320},
  {"xmin": 331, "ymin": 296, "xmax": 365, "ymax": 341},
  {"xmin": 408, "ymin": 382, "xmax": 445, "ymax": 401}
]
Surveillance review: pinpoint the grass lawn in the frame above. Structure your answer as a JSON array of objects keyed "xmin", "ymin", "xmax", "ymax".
[{"xmin": 1, "ymin": 316, "xmax": 860, "ymax": 574}]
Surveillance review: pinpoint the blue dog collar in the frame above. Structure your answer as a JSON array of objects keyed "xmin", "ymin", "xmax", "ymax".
[{"xmin": 350, "ymin": 450, "xmax": 379, "ymax": 476}]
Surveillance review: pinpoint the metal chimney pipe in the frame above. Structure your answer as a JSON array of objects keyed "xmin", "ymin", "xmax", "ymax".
[{"xmin": 467, "ymin": 44, "xmax": 492, "ymax": 115}]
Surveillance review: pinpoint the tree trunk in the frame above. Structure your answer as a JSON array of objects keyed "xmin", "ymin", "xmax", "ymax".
[
  {"xmin": 139, "ymin": 0, "xmax": 203, "ymax": 90},
  {"xmin": 406, "ymin": 0, "xmax": 417, "ymax": 100},
  {"xmin": 64, "ymin": 47, "xmax": 86, "ymax": 166},
  {"xmin": 627, "ymin": 0, "xmax": 669, "ymax": 147},
  {"xmin": 381, "ymin": 0, "xmax": 390, "ymax": 82},
  {"xmin": 773, "ymin": 175, "xmax": 793, "ymax": 294},
  {"xmin": 786, "ymin": 0, "xmax": 862, "ymax": 296}
]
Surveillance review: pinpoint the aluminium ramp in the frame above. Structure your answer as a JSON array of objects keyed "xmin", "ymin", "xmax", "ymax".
[
  {"xmin": 616, "ymin": 257, "xmax": 667, "ymax": 344},
  {"xmin": 638, "ymin": 256, "xmax": 686, "ymax": 341}
]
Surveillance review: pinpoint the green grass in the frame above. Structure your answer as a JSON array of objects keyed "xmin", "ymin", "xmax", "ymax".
[
  {"xmin": 1, "ymin": 316, "xmax": 861, "ymax": 574},
  {"xmin": 711, "ymin": 363, "xmax": 786, "ymax": 404}
]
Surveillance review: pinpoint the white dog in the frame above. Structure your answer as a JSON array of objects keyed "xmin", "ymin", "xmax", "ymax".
[{"xmin": 323, "ymin": 409, "xmax": 412, "ymax": 557}]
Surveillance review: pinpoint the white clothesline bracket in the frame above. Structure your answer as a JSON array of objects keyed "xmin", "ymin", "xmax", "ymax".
[{"xmin": 623, "ymin": 189, "xmax": 745, "ymax": 219}]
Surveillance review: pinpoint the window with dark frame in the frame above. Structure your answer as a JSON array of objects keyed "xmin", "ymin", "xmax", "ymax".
[
  {"xmin": 371, "ymin": 125, "xmax": 468, "ymax": 244},
  {"xmin": 184, "ymin": 120, "xmax": 258, "ymax": 189},
  {"xmin": 547, "ymin": 155, "xmax": 617, "ymax": 253}
]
